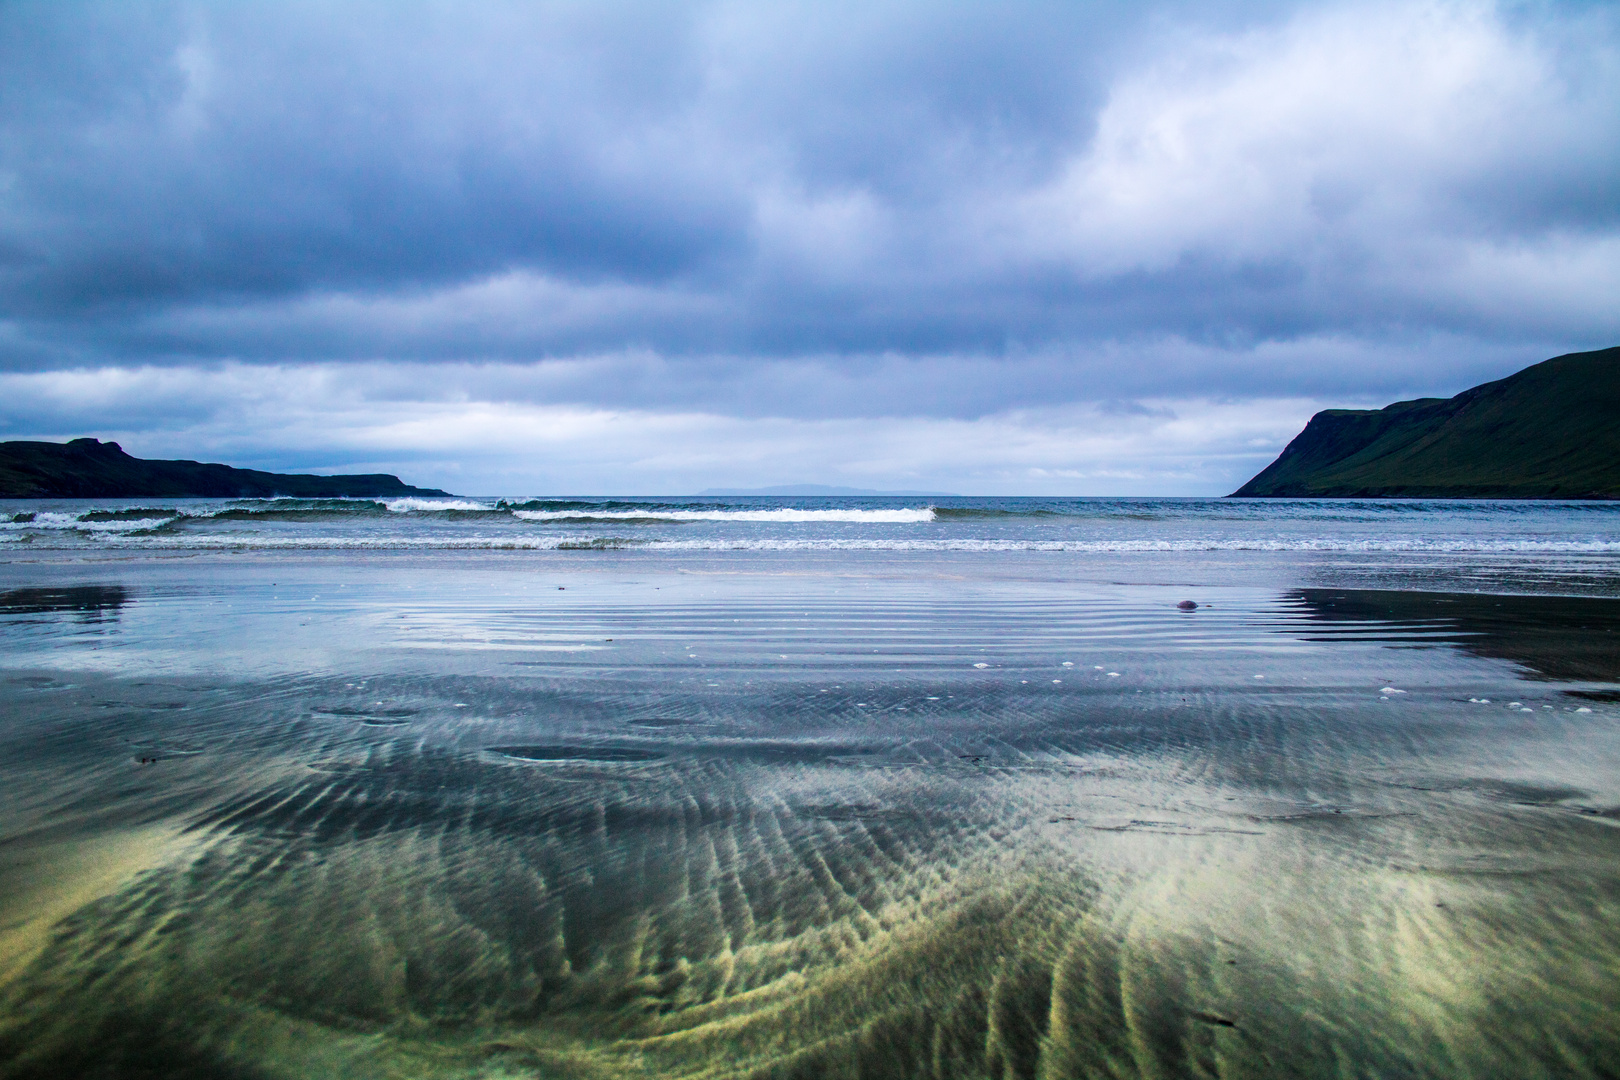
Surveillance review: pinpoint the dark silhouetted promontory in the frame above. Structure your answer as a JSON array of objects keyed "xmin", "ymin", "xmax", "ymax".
[
  {"xmin": 0, "ymin": 439, "xmax": 449, "ymax": 498},
  {"xmin": 1232, "ymin": 347, "xmax": 1620, "ymax": 499}
]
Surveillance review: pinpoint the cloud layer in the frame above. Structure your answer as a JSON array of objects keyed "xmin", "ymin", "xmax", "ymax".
[
  {"xmin": 0, "ymin": 362, "xmax": 1319, "ymax": 495},
  {"xmin": 1, "ymin": 1, "xmax": 1616, "ymax": 491}
]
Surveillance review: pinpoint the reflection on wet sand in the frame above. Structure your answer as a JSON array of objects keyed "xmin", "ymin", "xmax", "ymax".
[
  {"xmin": 0, "ymin": 585, "xmax": 127, "ymax": 619},
  {"xmin": 1286, "ymin": 588, "xmax": 1620, "ymax": 682},
  {"xmin": 0, "ymin": 583, "xmax": 1618, "ymax": 1078}
]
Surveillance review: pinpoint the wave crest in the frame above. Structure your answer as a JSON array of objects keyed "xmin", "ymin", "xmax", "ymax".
[{"xmin": 513, "ymin": 508, "xmax": 936, "ymax": 524}]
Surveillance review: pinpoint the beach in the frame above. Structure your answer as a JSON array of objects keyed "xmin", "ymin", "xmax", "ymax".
[{"xmin": 1, "ymin": 499, "xmax": 1618, "ymax": 1077}]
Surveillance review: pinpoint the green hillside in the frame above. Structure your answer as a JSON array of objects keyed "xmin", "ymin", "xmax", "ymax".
[
  {"xmin": 0, "ymin": 438, "xmax": 448, "ymax": 499},
  {"xmin": 1232, "ymin": 346, "xmax": 1620, "ymax": 498}
]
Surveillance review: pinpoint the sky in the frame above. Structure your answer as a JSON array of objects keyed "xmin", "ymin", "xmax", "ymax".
[{"xmin": 1, "ymin": 0, "xmax": 1616, "ymax": 495}]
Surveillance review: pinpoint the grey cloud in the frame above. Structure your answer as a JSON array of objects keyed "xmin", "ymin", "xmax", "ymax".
[
  {"xmin": 0, "ymin": 362, "xmax": 1314, "ymax": 495},
  {"xmin": 0, "ymin": 0, "xmax": 1616, "ymax": 410},
  {"xmin": 0, "ymin": 2, "xmax": 751, "ymax": 311},
  {"xmin": 0, "ymin": 334, "xmax": 1565, "ymax": 441}
]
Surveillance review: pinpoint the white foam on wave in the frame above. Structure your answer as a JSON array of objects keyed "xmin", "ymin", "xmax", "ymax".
[
  {"xmin": 0, "ymin": 510, "xmax": 180, "ymax": 534},
  {"xmin": 511, "ymin": 508, "xmax": 937, "ymax": 524},
  {"xmin": 384, "ymin": 498, "xmax": 495, "ymax": 513},
  {"xmin": 80, "ymin": 534, "xmax": 588, "ymax": 550},
  {"xmin": 2, "ymin": 512, "xmax": 85, "ymax": 530}
]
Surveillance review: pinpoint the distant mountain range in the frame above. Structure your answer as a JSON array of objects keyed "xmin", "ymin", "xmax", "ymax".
[
  {"xmin": 695, "ymin": 484, "xmax": 958, "ymax": 496},
  {"xmin": 0, "ymin": 438, "xmax": 448, "ymax": 498},
  {"xmin": 1233, "ymin": 346, "xmax": 1620, "ymax": 499}
]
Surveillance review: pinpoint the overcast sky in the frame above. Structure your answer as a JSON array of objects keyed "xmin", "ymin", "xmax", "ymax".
[{"xmin": 2, "ymin": 0, "xmax": 1616, "ymax": 494}]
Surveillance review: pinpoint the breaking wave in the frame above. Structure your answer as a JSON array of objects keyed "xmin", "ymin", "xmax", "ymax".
[
  {"xmin": 383, "ymin": 498, "xmax": 498, "ymax": 513},
  {"xmin": 4, "ymin": 497, "xmax": 1618, "ymax": 559},
  {"xmin": 511, "ymin": 507, "xmax": 936, "ymax": 523}
]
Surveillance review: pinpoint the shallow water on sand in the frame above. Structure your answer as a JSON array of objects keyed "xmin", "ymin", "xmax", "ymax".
[{"xmin": 1, "ymin": 547, "xmax": 1619, "ymax": 1078}]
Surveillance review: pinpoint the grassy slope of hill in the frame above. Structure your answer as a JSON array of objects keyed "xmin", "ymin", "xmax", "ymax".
[
  {"xmin": 1233, "ymin": 346, "xmax": 1620, "ymax": 498},
  {"xmin": 0, "ymin": 439, "xmax": 449, "ymax": 498}
]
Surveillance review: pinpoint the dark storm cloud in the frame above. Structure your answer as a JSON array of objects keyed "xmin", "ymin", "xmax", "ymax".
[
  {"xmin": 0, "ymin": 0, "xmax": 1616, "ymax": 412},
  {"xmin": 0, "ymin": 2, "xmax": 1100, "ymax": 308},
  {"xmin": 0, "ymin": 2, "xmax": 751, "ymax": 311}
]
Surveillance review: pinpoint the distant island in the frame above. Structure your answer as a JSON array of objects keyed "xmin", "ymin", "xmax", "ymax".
[
  {"xmin": 1232, "ymin": 346, "xmax": 1620, "ymax": 499},
  {"xmin": 696, "ymin": 484, "xmax": 958, "ymax": 496},
  {"xmin": 0, "ymin": 438, "xmax": 450, "ymax": 498}
]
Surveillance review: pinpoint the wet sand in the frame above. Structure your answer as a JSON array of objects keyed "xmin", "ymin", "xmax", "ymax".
[{"xmin": 0, "ymin": 551, "xmax": 1617, "ymax": 1078}]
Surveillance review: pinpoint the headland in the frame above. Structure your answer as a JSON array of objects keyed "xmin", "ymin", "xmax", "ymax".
[
  {"xmin": 1233, "ymin": 346, "xmax": 1620, "ymax": 498},
  {"xmin": 0, "ymin": 438, "xmax": 449, "ymax": 498}
]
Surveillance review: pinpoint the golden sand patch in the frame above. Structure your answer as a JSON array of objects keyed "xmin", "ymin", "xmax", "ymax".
[{"xmin": 0, "ymin": 823, "xmax": 193, "ymax": 986}]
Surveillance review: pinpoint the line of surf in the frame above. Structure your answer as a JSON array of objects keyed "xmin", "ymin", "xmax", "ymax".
[
  {"xmin": 11, "ymin": 533, "xmax": 1620, "ymax": 552},
  {"xmin": 510, "ymin": 508, "xmax": 937, "ymax": 523}
]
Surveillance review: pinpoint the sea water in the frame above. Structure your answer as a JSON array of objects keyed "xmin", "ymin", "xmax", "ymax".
[{"xmin": 1, "ymin": 497, "xmax": 1618, "ymax": 1078}]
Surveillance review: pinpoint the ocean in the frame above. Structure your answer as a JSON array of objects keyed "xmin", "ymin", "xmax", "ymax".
[{"xmin": 2, "ymin": 496, "xmax": 1618, "ymax": 1078}]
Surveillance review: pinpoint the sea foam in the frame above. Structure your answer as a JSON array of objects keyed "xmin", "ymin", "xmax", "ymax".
[
  {"xmin": 383, "ymin": 498, "xmax": 496, "ymax": 513},
  {"xmin": 511, "ymin": 507, "xmax": 937, "ymax": 523}
]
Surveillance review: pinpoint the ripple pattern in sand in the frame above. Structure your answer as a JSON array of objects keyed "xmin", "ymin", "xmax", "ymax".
[{"xmin": 2, "ymin": 584, "xmax": 1619, "ymax": 1078}]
